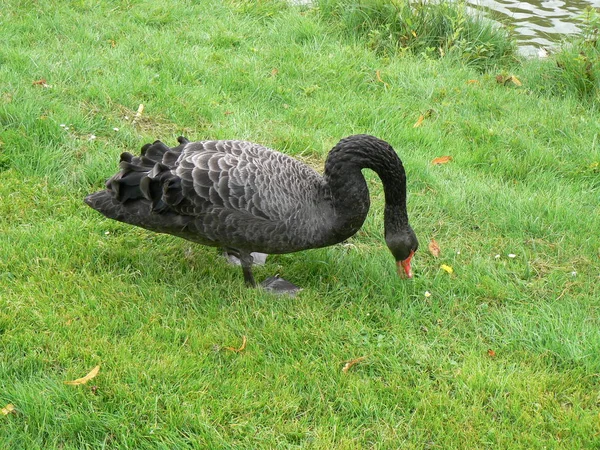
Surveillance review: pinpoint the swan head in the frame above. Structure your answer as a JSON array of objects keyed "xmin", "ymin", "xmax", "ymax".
[{"xmin": 386, "ymin": 227, "xmax": 419, "ymax": 278}]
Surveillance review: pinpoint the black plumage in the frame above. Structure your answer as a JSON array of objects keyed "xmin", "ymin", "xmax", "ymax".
[{"xmin": 85, "ymin": 134, "xmax": 418, "ymax": 288}]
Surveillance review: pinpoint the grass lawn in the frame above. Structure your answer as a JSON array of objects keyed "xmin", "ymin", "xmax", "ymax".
[{"xmin": 1, "ymin": 0, "xmax": 599, "ymax": 448}]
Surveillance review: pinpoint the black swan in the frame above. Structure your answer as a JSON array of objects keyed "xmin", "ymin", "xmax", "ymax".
[{"xmin": 85, "ymin": 134, "xmax": 418, "ymax": 293}]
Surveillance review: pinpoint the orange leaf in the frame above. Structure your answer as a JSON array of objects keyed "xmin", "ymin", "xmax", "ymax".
[
  {"xmin": 342, "ymin": 356, "xmax": 366, "ymax": 373},
  {"xmin": 64, "ymin": 365, "xmax": 100, "ymax": 385},
  {"xmin": 224, "ymin": 335, "xmax": 247, "ymax": 353},
  {"xmin": 487, "ymin": 349, "xmax": 496, "ymax": 357},
  {"xmin": 413, "ymin": 115, "xmax": 425, "ymax": 128},
  {"xmin": 32, "ymin": 79, "xmax": 47, "ymax": 86},
  {"xmin": 467, "ymin": 79, "xmax": 479, "ymax": 84},
  {"xmin": 428, "ymin": 239, "xmax": 441, "ymax": 257},
  {"xmin": 431, "ymin": 155, "xmax": 452, "ymax": 165}
]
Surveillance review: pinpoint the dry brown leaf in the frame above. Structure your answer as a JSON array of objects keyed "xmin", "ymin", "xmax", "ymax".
[
  {"xmin": 224, "ymin": 335, "xmax": 247, "ymax": 353},
  {"xmin": 342, "ymin": 356, "xmax": 366, "ymax": 373},
  {"xmin": 32, "ymin": 79, "xmax": 47, "ymax": 86},
  {"xmin": 64, "ymin": 365, "xmax": 100, "ymax": 385},
  {"xmin": 428, "ymin": 239, "xmax": 441, "ymax": 257},
  {"xmin": 431, "ymin": 155, "xmax": 452, "ymax": 165},
  {"xmin": 487, "ymin": 349, "xmax": 496, "ymax": 358},
  {"xmin": 1, "ymin": 404, "xmax": 15, "ymax": 416},
  {"xmin": 271, "ymin": 68, "xmax": 279, "ymax": 77},
  {"xmin": 375, "ymin": 70, "xmax": 389, "ymax": 88},
  {"xmin": 109, "ymin": 39, "xmax": 117, "ymax": 48}
]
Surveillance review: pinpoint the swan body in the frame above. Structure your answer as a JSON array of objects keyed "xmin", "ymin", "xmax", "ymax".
[{"xmin": 85, "ymin": 134, "xmax": 418, "ymax": 289}]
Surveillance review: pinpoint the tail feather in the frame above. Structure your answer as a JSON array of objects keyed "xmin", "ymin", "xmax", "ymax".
[{"xmin": 87, "ymin": 136, "xmax": 190, "ymax": 215}]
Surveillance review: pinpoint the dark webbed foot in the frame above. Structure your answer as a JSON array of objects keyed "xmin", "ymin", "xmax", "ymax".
[
  {"xmin": 260, "ymin": 276, "xmax": 302, "ymax": 297},
  {"xmin": 224, "ymin": 249, "xmax": 300, "ymax": 295}
]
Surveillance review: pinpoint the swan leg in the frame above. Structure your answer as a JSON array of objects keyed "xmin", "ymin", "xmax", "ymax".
[
  {"xmin": 223, "ymin": 248, "xmax": 300, "ymax": 295},
  {"xmin": 237, "ymin": 251, "xmax": 257, "ymax": 287}
]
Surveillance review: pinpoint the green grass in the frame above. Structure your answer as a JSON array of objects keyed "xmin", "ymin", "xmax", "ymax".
[
  {"xmin": 1, "ymin": 0, "xmax": 600, "ymax": 448},
  {"xmin": 316, "ymin": 0, "xmax": 517, "ymax": 70}
]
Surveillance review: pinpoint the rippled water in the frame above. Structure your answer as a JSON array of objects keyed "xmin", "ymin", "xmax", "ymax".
[{"xmin": 467, "ymin": 0, "xmax": 600, "ymax": 55}]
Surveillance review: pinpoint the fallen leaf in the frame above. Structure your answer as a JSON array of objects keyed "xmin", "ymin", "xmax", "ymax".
[
  {"xmin": 467, "ymin": 79, "xmax": 479, "ymax": 84},
  {"xmin": 109, "ymin": 39, "xmax": 116, "ymax": 48},
  {"xmin": 342, "ymin": 356, "xmax": 366, "ymax": 373},
  {"xmin": 440, "ymin": 264, "xmax": 453, "ymax": 274},
  {"xmin": 64, "ymin": 365, "xmax": 100, "ymax": 385},
  {"xmin": 414, "ymin": 109, "xmax": 435, "ymax": 128},
  {"xmin": 224, "ymin": 335, "xmax": 247, "ymax": 353},
  {"xmin": 431, "ymin": 155, "xmax": 452, "ymax": 165},
  {"xmin": 375, "ymin": 70, "xmax": 389, "ymax": 88},
  {"xmin": 508, "ymin": 75, "xmax": 522, "ymax": 86},
  {"xmin": 32, "ymin": 79, "xmax": 47, "ymax": 86},
  {"xmin": 1, "ymin": 404, "xmax": 15, "ymax": 415},
  {"xmin": 271, "ymin": 68, "xmax": 279, "ymax": 77},
  {"xmin": 411, "ymin": 30, "xmax": 417, "ymax": 38},
  {"xmin": 496, "ymin": 74, "xmax": 522, "ymax": 86},
  {"xmin": 131, "ymin": 103, "xmax": 144, "ymax": 125},
  {"xmin": 428, "ymin": 239, "xmax": 441, "ymax": 257},
  {"xmin": 487, "ymin": 349, "xmax": 496, "ymax": 357},
  {"xmin": 224, "ymin": 111, "xmax": 234, "ymax": 115}
]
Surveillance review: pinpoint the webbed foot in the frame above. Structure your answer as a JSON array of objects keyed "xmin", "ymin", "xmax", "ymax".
[{"xmin": 260, "ymin": 276, "xmax": 302, "ymax": 297}]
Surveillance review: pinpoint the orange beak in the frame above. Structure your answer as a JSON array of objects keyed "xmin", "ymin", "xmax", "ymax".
[{"xmin": 397, "ymin": 250, "xmax": 415, "ymax": 278}]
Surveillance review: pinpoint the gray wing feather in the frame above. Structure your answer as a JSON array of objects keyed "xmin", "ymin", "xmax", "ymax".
[{"xmin": 172, "ymin": 140, "xmax": 320, "ymax": 222}]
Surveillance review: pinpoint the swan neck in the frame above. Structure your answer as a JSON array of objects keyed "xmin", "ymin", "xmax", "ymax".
[{"xmin": 323, "ymin": 135, "xmax": 409, "ymax": 239}]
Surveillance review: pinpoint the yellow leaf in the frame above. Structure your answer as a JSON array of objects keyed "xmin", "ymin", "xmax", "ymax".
[
  {"xmin": 431, "ymin": 155, "xmax": 452, "ymax": 165},
  {"xmin": 440, "ymin": 264, "xmax": 453, "ymax": 274},
  {"xmin": 428, "ymin": 239, "xmax": 441, "ymax": 257},
  {"xmin": 64, "ymin": 365, "xmax": 100, "ymax": 385},
  {"xmin": 411, "ymin": 30, "xmax": 417, "ymax": 38},
  {"xmin": 509, "ymin": 75, "xmax": 522, "ymax": 86},
  {"xmin": 413, "ymin": 115, "xmax": 425, "ymax": 128},
  {"xmin": 1, "ymin": 404, "xmax": 15, "ymax": 415}
]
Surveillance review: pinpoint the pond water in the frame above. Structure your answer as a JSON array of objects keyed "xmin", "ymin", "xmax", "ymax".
[{"xmin": 466, "ymin": 0, "xmax": 600, "ymax": 55}]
